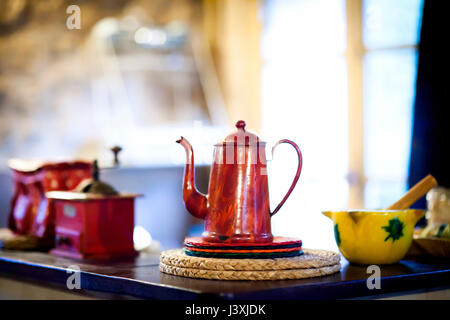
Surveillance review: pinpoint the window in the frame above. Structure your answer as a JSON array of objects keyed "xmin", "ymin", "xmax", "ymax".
[
  {"xmin": 362, "ymin": 0, "xmax": 424, "ymax": 208},
  {"xmin": 261, "ymin": 0, "xmax": 423, "ymax": 250}
]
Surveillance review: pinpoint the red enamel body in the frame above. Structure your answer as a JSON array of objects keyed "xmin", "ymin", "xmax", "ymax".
[{"xmin": 177, "ymin": 120, "xmax": 303, "ymax": 244}]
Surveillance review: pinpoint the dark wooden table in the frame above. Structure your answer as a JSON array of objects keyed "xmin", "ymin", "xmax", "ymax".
[{"xmin": 0, "ymin": 250, "xmax": 449, "ymax": 299}]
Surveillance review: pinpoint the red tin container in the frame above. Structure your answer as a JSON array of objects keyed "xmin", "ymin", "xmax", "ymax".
[{"xmin": 8, "ymin": 159, "xmax": 92, "ymax": 238}]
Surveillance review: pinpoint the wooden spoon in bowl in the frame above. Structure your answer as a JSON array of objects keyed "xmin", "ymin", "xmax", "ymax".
[{"xmin": 386, "ymin": 174, "xmax": 438, "ymax": 210}]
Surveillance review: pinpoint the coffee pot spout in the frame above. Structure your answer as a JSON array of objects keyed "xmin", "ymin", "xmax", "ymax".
[{"xmin": 176, "ymin": 137, "xmax": 209, "ymax": 219}]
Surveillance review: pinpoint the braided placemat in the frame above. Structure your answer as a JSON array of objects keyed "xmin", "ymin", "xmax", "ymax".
[
  {"xmin": 159, "ymin": 262, "xmax": 341, "ymax": 281},
  {"xmin": 159, "ymin": 249, "xmax": 340, "ymax": 280},
  {"xmin": 161, "ymin": 249, "xmax": 339, "ymax": 271}
]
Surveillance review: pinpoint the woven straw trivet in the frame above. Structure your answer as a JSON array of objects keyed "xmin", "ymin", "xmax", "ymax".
[
  {"xmin": 159, "ymin": 249, "xmax": 340, "ymax": 281},
  {"xmin": 159, "ymin": 261, "xmax": 341, "ymax": 281},
  {"xmin": 161, "ymin": 249, "xmax": 339, "ymax": 271},
  {"xmin": 0, "ymin": 228, "xmax": 53, "ymax": 250}
]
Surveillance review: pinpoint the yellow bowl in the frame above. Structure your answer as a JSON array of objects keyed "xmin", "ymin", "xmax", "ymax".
[{"xmin": 322, "ymin": 209, "xmax": 425, "ymax": 265}]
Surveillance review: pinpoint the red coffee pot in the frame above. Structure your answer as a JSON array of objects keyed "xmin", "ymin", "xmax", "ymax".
[{"xmin": 177, "ymin": 120, "xmax": 302, "ymax": 243}]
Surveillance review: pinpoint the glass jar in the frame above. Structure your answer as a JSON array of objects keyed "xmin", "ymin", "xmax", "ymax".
[{"xmin": 426, "ymin": 187, "xmax": 450, "ymax": 225}]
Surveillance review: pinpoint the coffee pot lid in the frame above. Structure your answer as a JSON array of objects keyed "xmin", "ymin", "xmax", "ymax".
[{"xmin": 218, "ymin": 120, "xmax": 264, "ymax": 146}]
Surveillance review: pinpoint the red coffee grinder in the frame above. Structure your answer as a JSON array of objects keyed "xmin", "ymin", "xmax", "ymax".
[{"xmin": 47, "ymin": 161, "xmax": 140, "ymax": 259}]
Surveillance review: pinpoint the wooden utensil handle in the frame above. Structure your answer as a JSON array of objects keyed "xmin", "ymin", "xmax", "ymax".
[{"xmin": 386, "ymin": 174, "xmax": 438, "ymax": 210}]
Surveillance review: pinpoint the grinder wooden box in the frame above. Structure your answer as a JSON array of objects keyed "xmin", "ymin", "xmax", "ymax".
[{"xmin": 47, "ymin": 191, "xmax": 139, "ymax": 259}]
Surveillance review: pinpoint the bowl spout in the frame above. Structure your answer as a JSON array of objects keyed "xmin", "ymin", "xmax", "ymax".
[{"xmin": 321, "ymin": 211, "xmax": 332, "ymax": 219}]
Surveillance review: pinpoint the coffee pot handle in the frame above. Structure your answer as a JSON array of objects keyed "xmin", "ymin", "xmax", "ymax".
[{"xmin": 270, "ymin": 139, "xmax": 303, "ymax": 216}]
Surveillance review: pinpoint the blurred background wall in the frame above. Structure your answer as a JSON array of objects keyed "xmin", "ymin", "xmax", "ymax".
[{"xmin": 0, "ymin": 0, "xmax": 425, "ymax": 250}]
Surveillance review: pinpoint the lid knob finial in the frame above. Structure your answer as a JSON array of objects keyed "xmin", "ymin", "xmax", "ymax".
[{"xmin": 236, "ymin": 120, "xmax": 246, "ymax": 131}]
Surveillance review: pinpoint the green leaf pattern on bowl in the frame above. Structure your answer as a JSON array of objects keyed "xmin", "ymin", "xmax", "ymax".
[
  {"xmin": 334, "ymin": 223, "xmax": 341, "ymax": 247},
  {"xmin": 382, "ymin": 217, "xmax": 405, "ymax": 242}
]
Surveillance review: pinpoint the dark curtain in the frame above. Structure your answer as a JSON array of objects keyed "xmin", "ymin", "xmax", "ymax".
[{"xmin": 408, "ymin": 0, "xmax": 449, "ymax": 209}]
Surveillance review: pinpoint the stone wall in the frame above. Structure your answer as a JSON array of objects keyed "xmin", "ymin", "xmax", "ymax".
[{"xmin": 0, "ymin": 0, "xmax": 203, "ymax": 164}]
